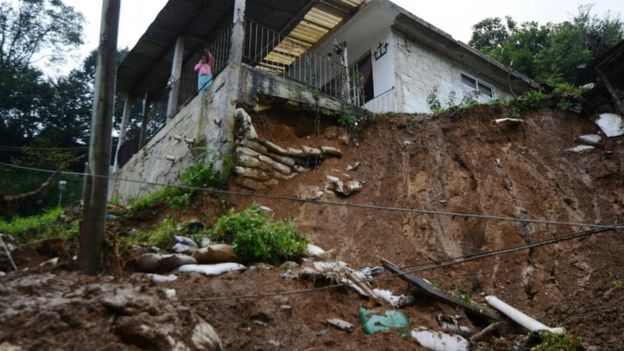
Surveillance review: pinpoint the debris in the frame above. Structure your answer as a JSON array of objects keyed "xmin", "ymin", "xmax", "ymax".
[
  {"xmin": 565, "ymin": 145, "xmax": 595, "ymax": 153},
  {"xmin": 39, "ymin": 257, "xmax": 59, "ymax": 268},
  {"xmin": 193, "ymin": 244, "xmax": 234, "ymax": 264},
  {"xmin": 172, "ymin": 243, "xmax": 197, "ymax": 255},
  {"xmin": 234, "ymin": 108, "xmax": 258, "ymax": 140},
  {"xmin": 280, "ymin": 261, "xmax": 299, "ymax": 280},
  {"xmin": 382, "ymin": 258, "xmax": 500, "ymax": 320},
  {"xmin": 358, "ymin": 307, "xmax": 410, "ymax": 335},
  {"xmin": 346, "ymin": 270, "xmax": 382, "ymax": 304},
  {"xmin": 436, "ymin": 314, "xmax": 474, "ymax": 337},
  {"xmin": 326, "ymin": 318, "xmax": 353, "ymax": 331},
  {"xmin": 191, "ymin": 317, "xmax": 224, "ymax": 351},
  {"xmin": 373, "ymin": 289, "xmax": 415, "ymax": 308},
  {"xmin": 595, "ymin": 113, "xmax": 624, "ymax": 137},
  {"xmin": 148, "ymin": 274, "xmax": 178, "ymax": 284},
  {"xmin": 577, "ymin": 134, "xmax": 602, "ymax": 145},
  {"xmin": 295, "ymin": 185, "xmax": 325, "ymax": 200},
  {"xmin": 177, "ymin": 263, "xmax": 246, "ymax": 277},
  {"xmin": 306, "ymin": 244, "xmax": 327, "ymax": 258},
  {"xmin": 162, "ymin": 288, "xmax": 177, "ymax": 300},
  {"xmin": 300, "ymin": 261, "xmax": 371, "ymax": 297},
  {"xmin": 485, "ymin": 296, "xmax": 565, "ymax": 334},
  {"xmin": 0, "ymin": 271, "xmax": 5, "ymax": 278},
  {"xmin": 0, "ymin": 233, "xmax": 17, "ymax": 271},
  {"xmin": 0, "ymin": 341, "xmax": 22, "ymax": 351},
  {"xmin": 411, "ymin": 328, "xmax": 469, "ymax": 351},
  {"xmin": 495, "ymin": 117, "xmax": 524, "ymax": 124},
  {"xmin": 469, "ymin": 321, "xmax": 505, "ymax": 343},
  {"xmin": 326, "ymin": 176, "xmax": 363, "ymax": 196},
  {"xmin": 347, "ymin": 162, "xmax": 361, "ymax": 171}
]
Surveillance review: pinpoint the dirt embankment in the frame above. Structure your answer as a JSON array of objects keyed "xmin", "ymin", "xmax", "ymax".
[{"xmin": 1, "ymin": 106, "xmax": 623, "ymax": 350}]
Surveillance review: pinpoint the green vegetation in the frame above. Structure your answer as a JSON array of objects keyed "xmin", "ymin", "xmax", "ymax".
[
  {"xmin": 0, "ymin": 207, "xmax": 77, "ymax": 243},
  {"xmin": 338, "ymin": 105, "xmax": 360, "ymax": 131},
  {"xmin": 127, "ymin": 163, "xmax": 230, "ymax": 213},
  {"xmin": 120, "ymin": 218, "xmax": 178, "ymax": 250},
  {"xmin": 531, "ymin": 332, "xmax": 583, "ymax": 351},
  {"xmin": 427, "ymin": 86, "xmax": 443, "ymax": 114},
  {"xmin": 469, "ymin": 6, "xmax": 623, "ymax": 84},
  {"xmin": 214, "ymin": 204, "xmax": 310, "ymax": 264}
]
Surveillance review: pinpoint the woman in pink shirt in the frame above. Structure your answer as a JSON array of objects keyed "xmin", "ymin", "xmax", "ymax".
[{"xmin": 194, "ymin": 50, "xmax": 214, "ymax": 93}]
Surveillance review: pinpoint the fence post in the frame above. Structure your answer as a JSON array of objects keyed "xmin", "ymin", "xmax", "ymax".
[{"xmin": 167, "ymin": 36, "xmax": 185, "ymax": 118}]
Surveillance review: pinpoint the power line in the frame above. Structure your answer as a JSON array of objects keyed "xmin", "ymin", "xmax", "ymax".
[
  {"xmin": 181, "ymin": 227, "xmax": 618, "ymax": 302},
  {"xmin": 1, "ymin": 161, "xmax": 622, "ymax": 231}
]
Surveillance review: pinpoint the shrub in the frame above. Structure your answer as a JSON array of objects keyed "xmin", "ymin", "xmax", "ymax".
[
  {"xmin": 531, "ymin": 332, "xmax": 583, "ymax": 351},
  {"xmin": 123, "ymin": 218, "xmax": 178, "ymax": 250},
  {"xmin": 214, "ymin": 205, "xmax": 310, "ymax": 264},
  {"xmin": 0, "ymin": 207, "xmax": 77, "ymax": 243},
  {"xmin": 127, "ymin": 187, "xmax": 182, "ymax": 213}
]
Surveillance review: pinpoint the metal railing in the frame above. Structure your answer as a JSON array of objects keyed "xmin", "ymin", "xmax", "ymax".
[
  {"xmin": 243, "ymin": 19, "xmax": 362, "ymax": 103},
  {"xmin": 177, "ymin": 23, "xmax": 232, "ymax": 108}
]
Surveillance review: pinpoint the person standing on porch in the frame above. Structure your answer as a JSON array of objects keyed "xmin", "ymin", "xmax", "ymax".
[{"xmin": 194, "ymin": 50, "xmax": 214, "ymax": 93}]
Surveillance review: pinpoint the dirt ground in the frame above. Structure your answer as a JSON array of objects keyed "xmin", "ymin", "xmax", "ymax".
[{"xmin": 1, "ymin": 106, "xmax": 623, "ymax": 350}]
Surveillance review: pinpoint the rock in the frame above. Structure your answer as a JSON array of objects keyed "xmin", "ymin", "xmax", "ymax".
[
  {"xmin": 258, "ymin": 155, "xmax": 291, "ymax": 174},
  {"xmin": 148, "ymin": 274, "xmax": 178, "ymax": 284},
  {"xmin": 243, "ymin": 140, "xmax": 268, "ymax": 154},
  {"xmin": 234, "ymin": 166, "xmax": 272, "ymax": 181},
  {"xmin": 577, "ymin": 134, "xmax": 602, "ymax": 145},
  {"xmin": 162, "ymin": 288, "xmax": 177, "ymax": 300},
  {"xmin": 339, "ymin": 134, "xmax": 351, "ymax": 146},
  {"xmin": 235, "ymin": 177, "xmax": 268, "ymax": 191},
  {"xmin": 301, "ymin": 145, "xmax": 322, "ymax": 157},
  {"xmin": 565, "ymin": 145, "xmax": 595, "ymax": 153},
  {"xmin": 296, "ymin": 185, "xmax": 325, "ymax": 200},
  {"xmin": 191, "ymin": 318, "xmax": 224, "ymax": 351},
  {"xmin": 306, "ymin": 244, "xmax": 327, "ymax": 258},
  {"xmin": 193, "ymin": 245, "xmax": 234, "ymax": 264},
  {"xmin": 0, "ymin": 342, "xmax": 22, "ymax": 351},
  {"xmin": 0, "ymin": 271, "xmax": 5, "ymax": 278},
  {"xmin": 234, "ymin": 108, "xmax": 258, "ymax": 140},
  {"xmin": 327, "ymin": 176, "xmax": 363, "ymax": 196},
  {"xmin": 321, "ymin": 146, "xmax": 343, "ymax": 158},
  {"xmin": 326, "ymin": 318, "xmax": 353, "ymax": 331},
  {"xmin": 595, "ymin": 113, "xmax": 624, "ymax": 137}
]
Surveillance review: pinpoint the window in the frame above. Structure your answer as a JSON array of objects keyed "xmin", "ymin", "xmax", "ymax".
[{"xmin": 460, "ymin": 73, "xmax": 494, "ymax": 98}]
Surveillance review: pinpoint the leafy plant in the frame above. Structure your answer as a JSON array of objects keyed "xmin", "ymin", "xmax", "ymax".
[
  {"xmin": 214, "ymin": 205, "xmax": 310, "ymax": 264},
  {"xmin": 0, "ymin": 207, "xmax": 78, "ymax": 243},
  {"xmin": 127, "ymin": 187, "xmax": 182, "ymax": 213},
  {"xmin": 427, "ymin": 86, "xmax": 443, "ymax": 113},
  {"xmin": 531, "ymin": 332, "xmax": 583, "ymax": 351}
]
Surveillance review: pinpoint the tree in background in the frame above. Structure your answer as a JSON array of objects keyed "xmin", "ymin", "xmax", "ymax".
[{"xmin": 469, "ymin": 6, "xmax": 624, "ymax": 84}]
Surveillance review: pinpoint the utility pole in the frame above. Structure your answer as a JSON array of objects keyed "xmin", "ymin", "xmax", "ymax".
[{"xmin": 79, "ymin": 0, "xmax": 121, "ymax": 275}]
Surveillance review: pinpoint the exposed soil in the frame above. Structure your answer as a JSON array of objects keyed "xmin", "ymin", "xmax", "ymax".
[{"xmin": 1, "ymin": 106, "xmax": 623, "ymax": 350}]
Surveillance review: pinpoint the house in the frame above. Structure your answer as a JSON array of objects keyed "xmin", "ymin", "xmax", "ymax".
[{"xmin": 111, "ymin": 0, "xmax": 539, "ymax": 201}]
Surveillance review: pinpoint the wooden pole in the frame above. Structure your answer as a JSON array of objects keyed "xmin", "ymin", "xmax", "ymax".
[
  {"xmin": 597, "ymin": 68, "xmax": 624, "ymax": 115},
  {"xmin": 167, "ymin": 36, "xmax": 185, "ymax": 118},
  {"xmin": 139, "ymin": 92, "xmax": 150, "ymax": 147},
  {"xmin": 79, "ymin": 0, "xmax": 120, "ymax": 275},
  {"xmin": 113, "ymin": 95, "xmax": 133, "ymax": 173}
]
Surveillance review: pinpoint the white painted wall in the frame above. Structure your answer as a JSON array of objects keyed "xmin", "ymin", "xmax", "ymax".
[{"xmin": 393, "ymin": 30, "xmax": 513, "ymax": 113}]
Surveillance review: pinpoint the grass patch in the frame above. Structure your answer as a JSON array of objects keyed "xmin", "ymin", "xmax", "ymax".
[
  {"xmin": 214, "ymin": 204, "xmax": 310, "ymax": 264},
  {"xmin": 121, "ymin": 218, "xmax": 179, "ymax": 250},
  {"xmin": 531, "ymin": 332, "xmax": 583, "ymax": 351},
  {"xmin": 0, "ymin": 207, "xmax": 78, "ymax": 243}
]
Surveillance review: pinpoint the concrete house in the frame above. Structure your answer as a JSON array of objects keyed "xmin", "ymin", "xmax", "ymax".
[{"xmin": 112, "ymin": 0, "xmax": 538, "ymax": 201}]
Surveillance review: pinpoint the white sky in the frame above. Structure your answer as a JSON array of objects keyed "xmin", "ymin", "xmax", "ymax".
[{"xmin": 58, "ymin": 0, "xmax": 623, "ymax": 75}]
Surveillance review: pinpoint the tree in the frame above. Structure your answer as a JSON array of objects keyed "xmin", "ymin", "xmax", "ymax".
[{"xmin": 469, "ymin": 6, "xmax": 624, "ymax": 84}]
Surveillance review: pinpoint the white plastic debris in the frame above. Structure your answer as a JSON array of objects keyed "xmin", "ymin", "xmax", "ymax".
[
  {"xmin": 306, "ymin": 244, "xmax": 326, "ymax": 258},
  {"xmin": 578, "ymin": 134, "xmax": 602, "ymax": 145},
  {"xmin": 0, "ymin": 271, "xmax": 5, "ymax": 278},
  {"xmin": 373, "ymin": 289, "xmax": 414, "ymax": 308},
  {"xmin": 595, "ymin": 113, "xmax": 624, "ymax": 137},
  {"xmin": 172, "ymin": 243, "xmax": 195, "ymax": 254},
  {"xmin": 148, "ymin": 274, "xmax": 178, "ymax": 283},
  {"xmin": 162, "ymin": 288, "xmax": 177, "ymax": 300},
  {"xmin": 177, "ymin": 263, "xmax": 246, "ymax": 277},
  {"xmin": 495, "ymin": 117, "xmax": 523, "ymax": 124},
  {"xmin": 411, "ymin": 328, "xmax": 469, "ymax": 351},
  {"xmin": 175, "ymin": 236, "xmax": 198, "ymax": 248},
  {"xmin": 326, "ymin": 318, "xmax": 353, "ymax": 331},
  {"xmin": 486, "ymin": 295, "xmax": 565, "ymax": 334},
  {"xmin": 565, "ymin": 145, "xmax": 595, "ymax": 153}
]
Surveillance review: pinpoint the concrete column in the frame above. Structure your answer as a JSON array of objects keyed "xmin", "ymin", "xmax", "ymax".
[
  {"xmin": 228, "ymin": 0, "xmax": 246, "ymax": 64},
  {"xmin": 113, "ymin": 95, "xmax": 133, "ymax": 172},
  {"xmin": 139, "ymin": 92, "xmax": 150, "ymax": 147},
  {"xmin": 167, "ymin": 35, "xmax": 185, "ymax": 118}
]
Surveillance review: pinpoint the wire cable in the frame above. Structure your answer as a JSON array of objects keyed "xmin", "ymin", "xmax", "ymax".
[{"xmin": 1, "ymin": 161, "xmax": 622, "ymax": 231}]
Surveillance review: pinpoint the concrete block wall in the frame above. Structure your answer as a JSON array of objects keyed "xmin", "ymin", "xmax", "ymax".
[
  {"xmin": 393, "ymin": 30, "xmax": 513, "ymax": 114},
  {"xmin": 111, "ymin": 66, "xmax": 236, "ymax": 203}
]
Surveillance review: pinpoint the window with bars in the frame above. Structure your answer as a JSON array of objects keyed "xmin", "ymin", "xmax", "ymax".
[{"xmin": 461, "ymin": 73, "xmax": 494, "ymax": 98}]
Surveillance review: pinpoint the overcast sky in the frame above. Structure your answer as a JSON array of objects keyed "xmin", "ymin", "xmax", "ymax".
[{"xmin": 58, "ymin": 0, "xmax": 623, "ymax": 75}]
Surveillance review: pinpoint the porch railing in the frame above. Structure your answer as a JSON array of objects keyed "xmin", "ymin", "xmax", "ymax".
[{"xmin": 243, "ymin": 19, "xmax": 362, "ymax": 103}]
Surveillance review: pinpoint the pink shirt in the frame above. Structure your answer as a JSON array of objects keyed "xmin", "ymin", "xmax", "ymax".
[{"xmin": 194, "ymin": 62, "xmax": 212, "ymax": 76}]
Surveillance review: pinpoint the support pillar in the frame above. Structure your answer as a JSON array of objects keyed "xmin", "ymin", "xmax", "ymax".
[
  {"xmin": 597, "ymin": 68, "xmax": 624, "ymax": 115},
  {"xmin": 228, "ymin": 0, "xmax": 246, "ymax": 65},
  {"xmin": 167, "ymin": 35, "xmax": 185, "ymax": 118},
  {"xmin": 113, "ymin": 95, "xmax": 133, "ymax": 172},
  {"xmin": 139, "ymin": 92, "xmax": 150, "ymax": 147}
]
